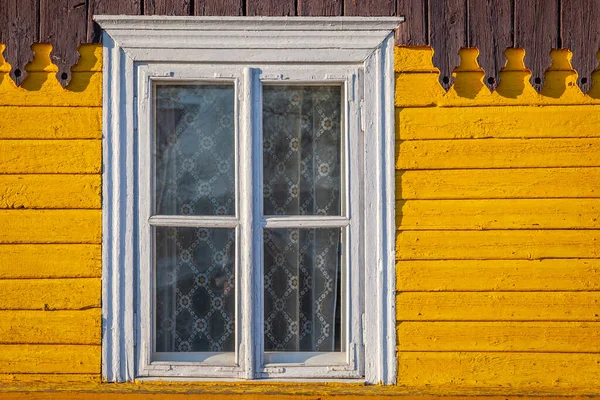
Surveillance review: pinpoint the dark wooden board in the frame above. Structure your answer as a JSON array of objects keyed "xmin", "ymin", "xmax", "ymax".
[
  {"xmin": 344, "ymin": 0, "xmax": 396, "ymax": 16},
  {"xmin": 515, "ymin": 0, "xmax": 559, "ymax": 91},
  {"xmin": 298, "ymin": 0, "xmax": 343, "ymax": 16},
  {"xmin": 562, "ymin": 0, "xmax": 600, "ymax": 93},
  {"xmin": 39, "ymin": 0, "xmax": 87, "ymax": 85},
  {"xmin": 246, "ymin": 0, "xmax": 296, "ymax": 16},
  {"xmin": 429, "ymin": 0, "xmax": 468, "ymax": 89},
  {"xmin": 0, "ymin": 0, "xmax": 39, "ymax": 85},
  {"xmin": 87, "ymin": 0, "xmax": 142, "ymax": 43},
  {"xmin": 396, "ymin": 0, "xmax": 428, "ymax": 45},
  {"xmin": 468, "ymin": 0, "xmax": 513, "ymax": 90},
  {"xmin": 144, "ymin": 0, "xmax": 191, "ymax": 15},
  {"xmin": 194, "ymin": 0, "xmax": 244, "ymax": 15}
]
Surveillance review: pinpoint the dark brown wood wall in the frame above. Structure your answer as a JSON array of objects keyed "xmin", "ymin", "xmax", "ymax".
[{"xmin": 1, "ymin": 0, "xmax": 599, "ymax": 90}]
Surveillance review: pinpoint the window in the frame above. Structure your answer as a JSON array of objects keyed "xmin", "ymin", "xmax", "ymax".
[{"xmin": 98, "ymin": 16, "xmax": 399, "ymax": 383}]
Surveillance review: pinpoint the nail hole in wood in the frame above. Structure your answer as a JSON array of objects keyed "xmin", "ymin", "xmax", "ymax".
[
  {"xmin": 534, "ymin": 77, "xmax": 541, "ymax": 85},
  {"xmin": 14, "ymin": 69, "xmax": 21, "ymax": 77},
  {"xmin": 61, "ymin": 72, "xmax": 68, "ymax": 80},
  {"xmin": 487, "ymin": 77, "xmax": 496, "ymax": 85},
  {"xmin": 581, "ymin": 77, "xmax": 588, "ymax": 84},
  {"xmin": 442, "ymin": 76, "xmax": 450, "ymax": 84}
]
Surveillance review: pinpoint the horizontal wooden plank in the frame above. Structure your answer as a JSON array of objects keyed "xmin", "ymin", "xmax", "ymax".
[
  {"xmin": 397, "ymin": 230, "xmax": 600, "ymax": 260},
  {"xmin": 0, "ymin": 309, "xmax": 101, "ymax": 345},
  {"xmin": 398, "ymin": 352, "xmax": 600, "ymax": 393},
  {"xmin": 0, "ymin": 279, "xmax": 101, "ymax": 310},
  {"xmin": 398, "ymin": 322, "xmax": 600, "ymax": 352},
  {"xmin": 0, "ymin": 210, "xmax": 101, "ymax": 244},
  {"xmin": 0, "ymin": 140, "xmax": 101, "ymax": 174},
  {"xmin": 396, "ymin": 138, "xmax": 600, "ymax": 169},
  {"xmin": 398, "ymin": 168, "xmax": 600, "ymax": 199},
  {"xmin": 0, "ymin": 107, "xmax": 101, "ymax": 139},
  {"xmin": 0, "ymin": 244, "xmax": 101, "ymax": 278},
  {"xmin": 0, "ymin": 175, "xmax": 101, "ymax": 209},
  {"xmin": 396, "ymin": 105, "xmax": 600, "ymax": 140},
  {"xmin": 396, "ymin": 292, "xmax": 600, "ymax": 321},
  {"xmin": 0, "ymin": 344, "xmax": 100, "ymax": 374},
  {"xmin": 396, "ymin": 199, "xmax": 600, "ymax": 230},
  {"xmin": 396, "ymin": 259, "xmax": 600, "ymax": 291}
]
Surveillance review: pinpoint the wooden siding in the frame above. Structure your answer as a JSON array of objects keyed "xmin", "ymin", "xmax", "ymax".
[
  {"xmin": 395, "ymin": 46, "xmax": 600, "ymax": 394},
  {"xmin": 2, "ymin": 1, "xmax": 600, "ymax": 92},
  {"xmin": 0, "ymin": 44, "xmax": 102, "ymax": 380}
]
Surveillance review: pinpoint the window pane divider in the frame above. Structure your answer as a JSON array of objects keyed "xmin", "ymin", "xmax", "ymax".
[
  {"xmin": 263, "ymin": 216, "xmax": 349, "ymax": 228},
  {"xmin": 148, "ymin": 215, "xmax": 238, "ymax": 228}
]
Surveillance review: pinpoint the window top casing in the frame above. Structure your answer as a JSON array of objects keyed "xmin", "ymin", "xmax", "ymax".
[{"xmin": 98, "ymin": 16, "xmax": 399, "ymax": 385}]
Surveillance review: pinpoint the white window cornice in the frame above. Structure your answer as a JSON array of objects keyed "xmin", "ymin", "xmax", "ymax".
[{"xmin": 98, "ymin": 16, "xmax": 399, "ymax": 385}]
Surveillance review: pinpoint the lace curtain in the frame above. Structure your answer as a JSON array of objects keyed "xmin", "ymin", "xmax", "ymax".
[{"xmin": 153, "ymin": 84, "xmax": 343, "ymax": 354}]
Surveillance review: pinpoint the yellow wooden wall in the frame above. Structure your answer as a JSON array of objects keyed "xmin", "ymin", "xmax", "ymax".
[
  {"xmin": 395, "ymin": 46, "xmax": 600, "ymax": 395},
  {"xmin": 1, "ymin": 43, "xmax": 600, "ymax": 398},
  {"xmin": 0, "ymin": 43, "xmax": 103, "ymax": 383}
]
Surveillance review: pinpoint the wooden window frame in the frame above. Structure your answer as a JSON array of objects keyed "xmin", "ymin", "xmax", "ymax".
[{"xmin": 97, "ymin": 16, "xmax": 400, "ymax": 384}]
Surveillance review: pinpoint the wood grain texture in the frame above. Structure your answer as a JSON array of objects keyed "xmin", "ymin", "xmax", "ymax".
[
  {"xmin": 0, "ymin": 210, "xmax": 101, "ymax": 244},
  {"xmin": 87, "ymin": 0, "xmax": 141, "ymax": 42},
  {"xmin": 144, "ymin": 0, "xmax": 191, "ymax": 15},
  {"xmin": 0, "ymin": 175, "xmax": 101, "ymax": 209},
  {"xmin": 396, "ymin": 292, "xmax": 600, "ymax": 321},
  {"xmin": 194, "ymin": 0, "xmax": 243, "ymax": 15},
  {"xmin": 39, "ymin": 0, "xmax": 87, "ymax": 85},
  {"xmin": 468, "ymin": 0, "xmax": 513, "ymax": 90},
  {"xmin": 298, "ymin": 0, "xmax": 342, "ymax": 16},
  {"xmin": 398, "ymin": 352, "xmax": 600, "ymax": 392},
  {"xmin": 397, "ymin": 199, "xmax": 600, "ymax": 230},
  {"xmin": 246, "ymin": 0, "xmax": 295, "ymax": 16},
  {"xmin": 0, "ymin": 344, "xmax": 100, "ymax": 374},
  {"xmin": 344, "ymin": 0, "xmax": 396, "ymax": 16},
  {"xmin": 0, "ymin": 140, "xmax": 101, "ymax": 173},
  {"xmin": 398, "ymin": 168, "xmax": 600, "ymax": 199},
  {"xmin": 0, "ymin": 278, "xmax": 100, "ymax": 310},
  {"xmin": 397, "ymin": 138, "xmax": 600, "ymax": 169},
  {"xmin": 561, "ymin": 0, "xmax": 600, "ymax": 93},
  {"xmin": 0, "ymin": 0, "xmax": 38, "ymax": 85},
  {"xmin": 0, "ymin": 107, "xmax": 101, "ymax": 139},
  {"xmin": 0, "ymin": 244, "xmax": 101, "ymax": 279},
  {"xmin": 0, "ymin": 310, "xmax": 101, "ymax": 345},
  {"xmin": 515, "ymin": 0, "xmax": 560, "ymax": 91},
  {"xmin": 428, "ymin": 0, "xmax": 467, "ymax": 89},
  {"xmin": 396, "ymin": 0, "xmax": 427, "ymax": 45},
  {"xmin": 397, "ymin": 230, "xmax": 600, "ymax": 260},
  {"xmin": 398, "ymin": 322, "xmax": 600, "ymax": 352},
  {"xmin": 397, "ymin": 106, "xmax": 600, "ymax": 139},
  {"xmin": 396, "ymin": 259, "xmax": 600, "ymax": 291}
]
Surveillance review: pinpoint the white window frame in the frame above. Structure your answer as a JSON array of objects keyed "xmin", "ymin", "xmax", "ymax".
[{"xmin": 97, "ymin": 16, "xmax": 400, "ymax": 384}]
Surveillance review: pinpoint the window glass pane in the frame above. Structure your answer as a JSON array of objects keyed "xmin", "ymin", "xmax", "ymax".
[
  {"xmin": 263, "ymin": 86, "xmax": 342, "ymax": 216},
  {"xmin": 263, "ymin": 228, "xmax": 343, "ymax": 352},
  {"xmin": 155, "ymin": 84, "xmax": 235, "ymax": 216},
  {"xmin": 155, "ymin": 227, "xmax": 235, "ymax": 353}
]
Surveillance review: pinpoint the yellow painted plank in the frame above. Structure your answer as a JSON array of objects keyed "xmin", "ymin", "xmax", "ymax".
[
  {"xmin": 396, "ymin": 138, "xmax": 600, "ymax": 169},
  {"xmin": 0, "ymin": 309, "xmax": 100, "ymax": 345},
  {"xmin": 0, "ymin": 107, "xmax": 101, "ymax": 139},
  {"xmin": 0, "ymin": 175, "xmax": 101, "ymax": 209},
  {"xmin": 0, "ymin": 278, "xmax": 100, "ymax": 310},
  {"xmin": 396, "ymin": 259, "xmax": 600, "ymax": 291},
  {"xmin": 397, "ymin": 230, "xmax": 600, "ymax": 260},
  {"xmin": 0, "ymin": 210, "xmax": 101, "ymax": 244},
  {"xmin": 397, "ymin": 322, "xmax": 600, "ymax": 352},
  {"xmin": 0, "ymin": 374, "xmax": 100, "ymax": 384},
  {"xmin": 0, "ymin": 140, "xmax": 101, "ymax": 174},
  {"xmin": 396, "ymin": 292, "xmax": 600, "ymax": 321},
  {"xmin": 0, "ymin": 244, "xmax": 101, "ymax": 279},
  {"xmin": 0, "ymin": 344, "xmax": 100, "ymax": 374},
  {"xmin": 398, "ymin": 352, "xmax": 600, "ymax": 393},
  {"xmin": 396, "ymin": 106, "xmax": 600, "ymax": 140},
  {"xmin": 396, "ymin": 199, "xmax": 600, "ymax": 230},
  {"xmin": 398, "ymin": 168, "xmax": 600, "ymax": 199}
]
